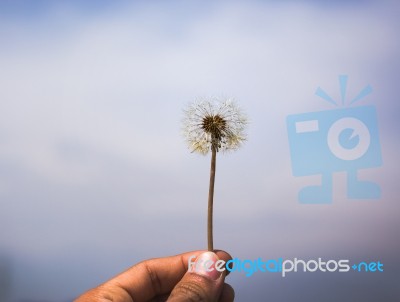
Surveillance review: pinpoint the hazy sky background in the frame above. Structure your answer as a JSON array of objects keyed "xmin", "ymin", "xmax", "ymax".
[{"xmin": 0, "ymin": 0, "xmax": 399, "ymax": 301}]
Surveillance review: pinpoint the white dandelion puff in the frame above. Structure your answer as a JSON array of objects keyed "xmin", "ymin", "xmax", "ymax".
[
  {"xmin": 182, "ymin": 97, "xmax": 248, "ymax": 251},
  {"xmin": 182, "ymin": 98, "xmax": 248, "ymax": 154}
]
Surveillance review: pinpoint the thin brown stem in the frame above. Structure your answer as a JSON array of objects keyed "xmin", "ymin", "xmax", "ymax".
[{"xmin": 207, "ymin": 145, "xmax": 217, "ymax": 251}]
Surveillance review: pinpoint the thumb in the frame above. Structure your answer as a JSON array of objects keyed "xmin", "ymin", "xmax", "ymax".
[{"xmin": 168, "ymin": 251, "xmax": 228, "ymax": 302}]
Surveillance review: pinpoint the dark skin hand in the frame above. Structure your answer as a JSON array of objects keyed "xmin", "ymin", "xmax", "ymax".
[{"xmin": 75, "ymin": 250, "xmax": 235, "ymax": 302}]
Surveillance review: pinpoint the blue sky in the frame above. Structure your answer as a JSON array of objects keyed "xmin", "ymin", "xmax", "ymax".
[{"xmin": 0, "ymin": 0, "xmax": 399, "ymax": 301}]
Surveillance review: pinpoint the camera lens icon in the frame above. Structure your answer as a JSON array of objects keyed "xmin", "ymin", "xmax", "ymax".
[
  {"xmin": 327, "ymin": 117, "xmax": 371, "ymax": 161},
  {"xmin": 286, "ymin": 105, "xmax": 382, "ymax": 203}
]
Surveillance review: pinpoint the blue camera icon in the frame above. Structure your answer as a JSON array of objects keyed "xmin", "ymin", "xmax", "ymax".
[{"xmin": 287, "ymin": 105, "xmax": 382, "ymax": 204}]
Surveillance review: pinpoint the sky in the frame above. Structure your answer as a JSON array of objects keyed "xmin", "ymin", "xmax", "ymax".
[{"xmin": 0, "ymin": 0, "xmax": 399, "ymax": 301}]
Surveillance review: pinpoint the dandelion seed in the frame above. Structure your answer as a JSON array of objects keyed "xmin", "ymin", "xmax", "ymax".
[{"xmin": 182, "ymin": 97, "xmax": 248, "ymax": 251}]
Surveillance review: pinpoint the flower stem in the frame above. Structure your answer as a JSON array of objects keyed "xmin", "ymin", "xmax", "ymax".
[{"xmin": 207, "ymin": 145, "xmax": 217, "ymax": 251}]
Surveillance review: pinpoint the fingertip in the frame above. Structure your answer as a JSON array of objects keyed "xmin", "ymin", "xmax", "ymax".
[
  {"xmin": 190, "ymin": 252, "xmax": 223, "ymax": 281},
  {"xmin": 214, "ymin": 250, "xmax": 233, "ymax": 277},
  {"xmin": 214, "ymin": 250, "xmax": 232, "ymax": 262}
]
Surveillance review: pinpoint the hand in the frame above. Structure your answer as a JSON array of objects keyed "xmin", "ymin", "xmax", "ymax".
[{"xmin": 75, "ymin": 250, "xmax": 234, "ymax": 302}]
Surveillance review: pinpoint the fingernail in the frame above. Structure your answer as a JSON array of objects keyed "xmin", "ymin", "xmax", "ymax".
[{"xmin": 190, "ymin": 252, "xmax": 223, "ymax": 281}]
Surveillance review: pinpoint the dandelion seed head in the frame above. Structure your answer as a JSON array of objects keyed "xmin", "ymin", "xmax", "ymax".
[{"xmin": 182, "ymin": 97, "xmax": 248, "ymax": 154}]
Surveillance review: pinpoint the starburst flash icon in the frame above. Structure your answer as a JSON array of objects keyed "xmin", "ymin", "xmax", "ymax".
[{"xmin": 286, "ymin": 75, "xmax": 382, "ymax": 204}]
